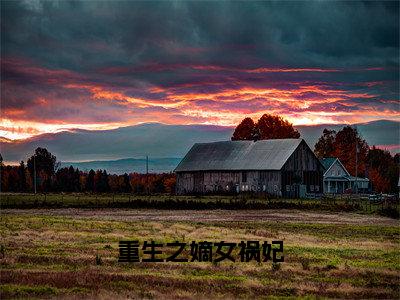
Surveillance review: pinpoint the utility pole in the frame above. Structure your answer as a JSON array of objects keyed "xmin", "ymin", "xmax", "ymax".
[
  {"xmin": 353, "ymin": 124, "xmax": 359, "ymax": 195},
  {"xmin": 33, "ymin": 154, "xmax": 37, "ymax": 194}
]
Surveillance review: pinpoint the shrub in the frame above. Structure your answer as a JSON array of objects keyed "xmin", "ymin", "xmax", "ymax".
[
  {"xmin": 95, "ymin": 254, "xmax": 102, "ymax": 265},
  {"xmin": 271, "ymin": 262, "xmax": 281, "ymax": 271},
  {"xmin": 0, "ymin": 245, "xmax": 5, "ymax": 259},
  {"xmin": 300, "ymin": 258, "xmax": 310, "ymax": 270},
  {"xmin": 377, "ymin": 207, "xmax": 399, "ymax": 219}
]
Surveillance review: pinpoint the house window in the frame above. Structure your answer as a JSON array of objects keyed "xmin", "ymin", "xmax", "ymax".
[{"xmin": 242, "ymin": 171, "xmax": 247, "ymax": 182}]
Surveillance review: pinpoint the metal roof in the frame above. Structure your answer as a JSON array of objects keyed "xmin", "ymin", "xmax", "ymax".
[
  {"xmin": 174, "ymin": 139, "xmax": 303, "ymax": 172},
  {"xmin": 320, "ymin": 157, "xmax": 336, "ymax": 170}
]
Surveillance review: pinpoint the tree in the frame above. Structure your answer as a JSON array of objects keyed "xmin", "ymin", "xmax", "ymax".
[
  {"xmin": 102, "ymin": 170, "xmax": 110, "ymax": 192},
  {"xmin": 108, "ymin": 174, "xmax": 120, "ymax": 192},
  {"xmin": 55, "ymin": 166, "xmax": 80, "ymax": 192},
  {"xmin": 121, "ymin": 173, "xmax": 132, "ymax": 193},
  {"xmin": 394, "ymin": 153, "xmax": 400, "ymax": 165},
  {"xmin": 18, "ymin": 161, "xmax": 27, "ymax": 192},
  {"xmin": 231, "ymin": 115, "xmax": 300, "ymax": 141},
  {"xmin": 369, "ymin": 168, "xmax": 390, "ymax": 193},
  {"xmin": 333, "ymin": 126, "xmax": 368, "ymax": 177},
  {"xmin": 231, "ymin": 117, "xmax": 255, "ymax": 140},
  {"xmin": 314, "ymin": 129, "xmax": 336, "ymax": 158},
  {"xmin": 164, "ymin": 176, "xmax": 176, "ymax": 194},
  {"xmin": 86, "ymin": 169, "xmax": 95, "ymax": 192},
  {"xmin": 314, "ymin": 126, "xmax": 369, "ymax": 177},
  {"xmin": 94, "ymin": 170, "xmax": 110, "ymax": 193},
  {"xmin": 367, "ymin": 146, "xmax": 399, "ymax": 193},
  {"xmin": 7, "ymin": 167, "xmax": 20, "ymax": 191},
  {"xmin": 256, "ymin": 114, "xmax": 300, "ymax": 140},
  {"xmin": 27, "ymin": 147, "xmax": 58, "ymax": 192}
]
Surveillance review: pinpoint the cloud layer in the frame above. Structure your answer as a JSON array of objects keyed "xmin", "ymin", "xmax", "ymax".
[{"xmin": 1, "ymin": 1, "xmax": 399, "ymax": 139}]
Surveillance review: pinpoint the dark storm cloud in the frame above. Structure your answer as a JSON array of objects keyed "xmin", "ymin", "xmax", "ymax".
[{"xmin": 2, "ymin": 1, "xmax": 398, "ymax": 71}]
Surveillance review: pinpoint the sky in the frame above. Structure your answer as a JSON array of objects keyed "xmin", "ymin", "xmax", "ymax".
[{"xmin": 1, "ymin": 0, "xmax": 399, "ymax": 140}]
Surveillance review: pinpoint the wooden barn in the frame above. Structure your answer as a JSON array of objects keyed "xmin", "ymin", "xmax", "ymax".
[{"xmin": 174, "ymin": 139, "xmax": 324, "ymax": 198}]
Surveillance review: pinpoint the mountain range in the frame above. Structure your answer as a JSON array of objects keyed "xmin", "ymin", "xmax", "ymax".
[{"xmin": 1, "ymin": 120, "xmax": 398, "ymax": 174}]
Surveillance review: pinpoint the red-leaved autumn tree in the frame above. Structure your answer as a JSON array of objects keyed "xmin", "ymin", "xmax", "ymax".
[
  {"xmin": 231, "ymin": 117, "xmax": 256, "ymax": 141},
  {"xmin": 231, "ymin": 114, "xmax": 300, "ymax": 141},
  {"xmin": 333, "ymin": 126, "xmax": 369, "ymax": 177},
  {"xmin": 256, "ymin": 114, "xmax": 300, "ymax": 140}
]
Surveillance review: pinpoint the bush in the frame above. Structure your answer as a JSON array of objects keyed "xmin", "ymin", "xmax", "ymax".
[
  {"xmin": 0, "ymin": 245, "xmax": 5, "ymax": 259},
  {"xmin": 95, "ymin": 254, "xmax": 102, "ymax": 265},
  {"xmin": 300, "ymin": 258, "xmax": 310, "ymax": 270},
  {"xmin": 377, "ymin": 207, "xmax": 399, "ymax": 219},
  {"xmin": 271, "ymin": 262, "xmax": 281, "ymax": 271}
]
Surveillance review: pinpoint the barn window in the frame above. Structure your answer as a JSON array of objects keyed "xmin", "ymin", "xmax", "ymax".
[{"xmin": 241, "ymin": 171, "xmax": 247, "ymax": 182}]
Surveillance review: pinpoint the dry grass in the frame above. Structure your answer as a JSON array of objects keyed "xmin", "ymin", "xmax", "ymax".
[{"xmin": 0, "ymin": 209, "xmax": 399, "ymax": 299}]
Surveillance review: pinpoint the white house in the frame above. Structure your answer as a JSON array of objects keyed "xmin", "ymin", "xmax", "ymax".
[{"xmin": 321, "ymin": 157, "xmax": 369, "ymax": 194}]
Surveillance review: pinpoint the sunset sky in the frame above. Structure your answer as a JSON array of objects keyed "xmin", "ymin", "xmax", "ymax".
[{"xmin": 1, "ymin": 1, "xmax": 399, "ymax": 140}]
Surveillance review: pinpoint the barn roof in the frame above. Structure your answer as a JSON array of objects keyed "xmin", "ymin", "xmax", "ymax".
[{"xmin": 174, "ymin": 139, "xmax": 304, "ymax": 172}]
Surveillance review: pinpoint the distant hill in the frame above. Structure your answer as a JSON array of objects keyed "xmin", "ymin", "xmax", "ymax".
[
  {"xmin": 1, "ymin": 123, "xmax": 234, "ymax": 163},
  {"xmin": 60, "ymin": 157, "xmax": 181, "ymax": 174},
  {"xmin": 1, "ymin": 120, "xmax": 399, "ymax": 173}
]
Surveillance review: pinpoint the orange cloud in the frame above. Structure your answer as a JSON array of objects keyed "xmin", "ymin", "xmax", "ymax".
[{"xmin": 2, "ymin": 58, "xmax": 398, "ymax": 140}]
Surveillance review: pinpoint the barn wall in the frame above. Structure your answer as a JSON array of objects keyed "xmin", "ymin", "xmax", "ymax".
[
  {"xmin": 281, "ymin": 141, "xmax": 324, "ymax": 197},
  {"xmin": 176, "ymin": 170, "xmax": 281, "ymax": 196},
  {"xmin": 176, "ymin": 141, "xmax": 323, "ymax": 198},
  {"xmin": 176, "ymin": 172, "xmax": 194, "ymax": 194},
  {"xmin": 255, "ymin": 171, "xmax": 281, "ymax": 196}
]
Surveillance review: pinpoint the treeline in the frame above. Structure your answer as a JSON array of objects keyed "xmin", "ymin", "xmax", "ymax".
[
  {"xmin": 0, "ymin": 149, "xmax": 176, "ymax": 193},
  {"xmin": 314, "ymin": 127, "xmax": 399, "ymax": 193}
]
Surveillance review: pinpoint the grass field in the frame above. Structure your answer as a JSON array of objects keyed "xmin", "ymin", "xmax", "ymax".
[
  {"xmin": 2, "ymin": 193, "xmax": 398, "ymax": 217},
  {"xmin": 1, "ymin": 207, "xmax": 399, "ymax": 299}
]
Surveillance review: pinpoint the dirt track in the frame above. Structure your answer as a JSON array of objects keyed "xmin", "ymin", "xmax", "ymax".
[{"xmin": 2, "ymin": 208, "xmax": 398, "ymax": 226}]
